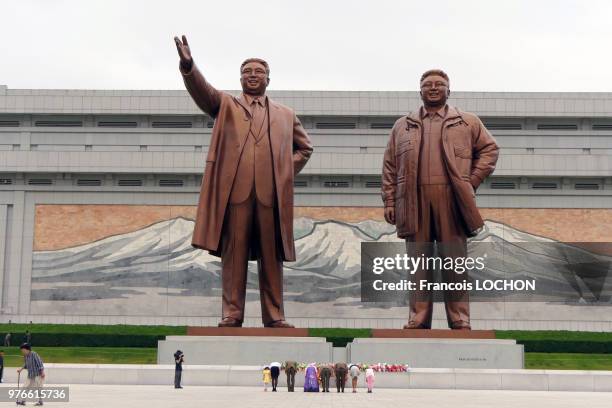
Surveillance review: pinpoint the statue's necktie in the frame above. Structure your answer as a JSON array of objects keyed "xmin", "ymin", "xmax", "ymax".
[{"xmin": 251, "ymin": 98, "xmax": 266, "ymax": 140}]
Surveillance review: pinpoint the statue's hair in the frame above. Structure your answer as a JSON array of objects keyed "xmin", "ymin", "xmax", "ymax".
[
  {"xmin": 420, "ymin": 69, "xmax": 449, "ymax": 85},
  {"xmin": 240, "ymin": 58, "xmax": 270, "ymax": 76}
]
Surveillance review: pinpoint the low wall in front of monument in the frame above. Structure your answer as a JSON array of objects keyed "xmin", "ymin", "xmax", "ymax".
[{"xmin": 3, "ymin": 203, "xmax": 612, "ymax": 331}]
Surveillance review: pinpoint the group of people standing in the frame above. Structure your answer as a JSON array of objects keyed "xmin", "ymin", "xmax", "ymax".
[
  {"xmin": 4, "ymin": 330, "xmax": 32, "ymax": 347},
  {"xmin": 263, "ymin": 361, "xmax": 375, "ymax": 394}
]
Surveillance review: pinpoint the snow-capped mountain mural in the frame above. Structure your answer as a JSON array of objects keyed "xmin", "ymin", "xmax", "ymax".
[{"xmin": 30, "ymin": 217, "xmax": 612, "ymax": 316}]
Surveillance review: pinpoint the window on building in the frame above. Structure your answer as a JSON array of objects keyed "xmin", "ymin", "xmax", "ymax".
[
  {"xmin": 483, "ymin": 123, "xmax": 522, "ymax": 130},
  {"xmin": 490, "ymin": 181, "xmax": 517, "ymax": 189},
  {"xmin": 152, "ymin": 121, "xmax": 192, "ymax": 128},
  {"xmin": 531, "ymin": 182, "xmax": 558, "ymax": 189},
  {"xmin": 117, "ymin": 179, "xmax": 143, "ymax": 187},
  {"xmin": 159, "ymin": 179, "xmax": 184, "ymax": 187},
  {"xmin": 35, "ymin": 120, "xmax": 83, "ymax": 127},
  {"xmin": 97, "ymin": 121, "xmax": 138, "ymax": 127},
  {"xmin": 316, "ymin": 122, "xmax": 356, "ymax": 129},
  {"xmin": 536, "ymin": 124, "xmax": 578, "ymax": 130},
  {"xmin": 28, "ymin": 179, "xmax": 53, "ymax": 185},
  {"xmin": 77, "ymin": 179, "xmax": 102, "ymax": 186},
  {"xmin": 592, "ymin": 124, "xmax": 612, "ymax": 130},
  {"xmin": 323, "ymin": 181, "xmax": 350, "ymax": 188},
  {"xmin": 370, "ymin": 123, "xmax": 394, "ymax": 129},
  {"xmin": 575, "ymin": 183, "xmax": 600, "ymax": 190}
]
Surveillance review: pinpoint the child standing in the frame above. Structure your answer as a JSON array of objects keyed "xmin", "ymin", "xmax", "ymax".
[
  {"xmin": 365, "ymin": 366, "xmax": 375, "ymax": 393},
  {"xmin": 263, "ymin": 366, "xmax": 272, "ymax": 391}
]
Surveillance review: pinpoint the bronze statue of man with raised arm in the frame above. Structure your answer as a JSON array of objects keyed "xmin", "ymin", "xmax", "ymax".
[
  {"xmin": 174, "ymin": 35, "xmax": 313, "ymax": 328},
  {"xmin": 382, "ymin": 69, "xmax": 499, "ymax": 330}
]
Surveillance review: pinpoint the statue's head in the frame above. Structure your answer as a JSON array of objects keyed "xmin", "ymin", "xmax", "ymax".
[
  {"xmin": 419, "ymin": 69, "xmax": 450, "ymax": 108},
  {"xmin": 240, "ymin": 58, "xmax": 270, "ymax": 96}
]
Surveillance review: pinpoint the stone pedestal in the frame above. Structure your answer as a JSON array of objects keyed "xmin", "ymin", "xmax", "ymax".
[
  {"xmin": 160, "ymin": 328, "xmax": 522, "ymax": 368},
  {"xmin": 348, "ymin": 338, "xmax": 524, "ymax": 369},
  {"xmin": 157, "ymin": 336, "xmax": 332, "ymax": 365}
]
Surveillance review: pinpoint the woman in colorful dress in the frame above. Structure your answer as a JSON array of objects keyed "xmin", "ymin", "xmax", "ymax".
[{"xmin": 303, "ymin": 362, "xmax": 320, "ymax": 392}]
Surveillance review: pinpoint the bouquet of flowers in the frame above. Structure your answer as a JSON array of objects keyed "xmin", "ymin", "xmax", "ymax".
[
  {"xmin": 287, "ymin": 362, "xmax": 410, "ymax": 373},
  {"xmin": 369, "ymin": 363, "xmax": 410, "ymax": 372}
]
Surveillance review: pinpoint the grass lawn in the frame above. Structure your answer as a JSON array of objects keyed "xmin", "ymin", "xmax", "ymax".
[
  {"xmin": 525, "ymin": 353, "xmax": 612, "ymax": 370},
  {"xmin": 496, "ymin": 330, "xmax": 612, "ymax": 342},
  {"xmin": 1, "ymin": 347, "xmax": 157, "ymax": 366}
]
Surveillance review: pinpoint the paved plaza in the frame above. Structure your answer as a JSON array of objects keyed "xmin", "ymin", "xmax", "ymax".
[{"xmin": 3, "ymin": 385, "xmax": 610, "ymax": 408}]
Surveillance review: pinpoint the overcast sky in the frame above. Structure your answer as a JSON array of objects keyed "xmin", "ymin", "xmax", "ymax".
[{"xmin": 1, "ymin": 0, "xmax": 610, "ymax": 92}]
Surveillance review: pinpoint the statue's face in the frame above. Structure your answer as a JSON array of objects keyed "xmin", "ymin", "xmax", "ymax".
[
  {"xmin": 420, "ymin": 74, "xmax": 450, "ymax": 107},
  {"xmin": 240, "ymin": 61, "xmax": 269, "ymax": 95}
]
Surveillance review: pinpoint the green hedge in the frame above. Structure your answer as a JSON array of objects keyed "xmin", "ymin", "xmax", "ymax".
[
  {"xmin": 2, "ymin": 332, "xmax": 165, "ymax": 348},
  {"xmin": 519, "ymin": 340, "xmax": 612, "ymax": 354},
  {"xmin": 1, "ymin": 326, "xmax": 611, "ymax": 352},
  {"xmin": 0, "ymin": 324, "xmax": 186, "ymax": 347},
  {"xmin": 496, "ymin": 330, "xmax": 612, "ymax": 342},
  {"xmin": 496, "ymin": 330, "xmax": 612, "ymax": 354},
  {"xmin": 308, "ymin": 328, "xmax": 372, "ymax": 347}
]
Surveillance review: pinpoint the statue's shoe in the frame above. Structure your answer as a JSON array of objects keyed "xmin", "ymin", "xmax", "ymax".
[
  {"xmin": 402, "ymin": 322, "xmax": 430, "ymax": 329},
  {"xmin": 217, "ymin": 317, "xmax": 243, "ymax": 327},
  {"xmin": 450, "ymin": 321, "xmax": 472, "ymax": 330},
  {"xmin": 265, "ymin": 320, "xmax": 295, "ymax": 328}
]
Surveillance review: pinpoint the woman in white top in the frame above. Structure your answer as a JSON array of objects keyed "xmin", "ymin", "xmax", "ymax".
[{"xmin": 349, "ymin": 364, "xmax": 361, "ymax": 393}]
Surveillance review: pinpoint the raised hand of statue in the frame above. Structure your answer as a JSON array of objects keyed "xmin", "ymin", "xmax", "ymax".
[{"xmin": 174, "ymin": 35, "xmax": 193, "ymax": 71}]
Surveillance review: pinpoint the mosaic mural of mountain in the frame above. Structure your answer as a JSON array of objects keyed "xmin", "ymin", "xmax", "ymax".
[{"xmin": 30, "ymin": 217, "xmax": 612, "ymax": 316}]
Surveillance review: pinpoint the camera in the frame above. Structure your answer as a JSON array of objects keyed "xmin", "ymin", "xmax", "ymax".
[{"xmin": 174, "ymin": 350, "xmax": 184, "ymax": 360}]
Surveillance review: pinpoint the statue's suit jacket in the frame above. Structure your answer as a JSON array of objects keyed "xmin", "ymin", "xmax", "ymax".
[
  {"xmin": 180, "ymin": 62, "xmax": 313, "ymax": 261},
  {"xmin": 382, "ymin": 106, "xmax": 499, "ymax": 237}
]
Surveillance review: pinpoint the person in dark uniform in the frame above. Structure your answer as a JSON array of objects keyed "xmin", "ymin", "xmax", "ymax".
[
  {"xmin": 334, "ymin": 362, "xmax": 348, "ymax": 393},
  {"xmin": 284, "ymin": 360, "xmax": 298, "ymax": 392},
  {"xmin": 319, "ymin": 363, "xmax": 332, "ymax": 392},
  {"xmin": 174, "ymin": 350, "xmax": 184, "ymax": 389}
]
